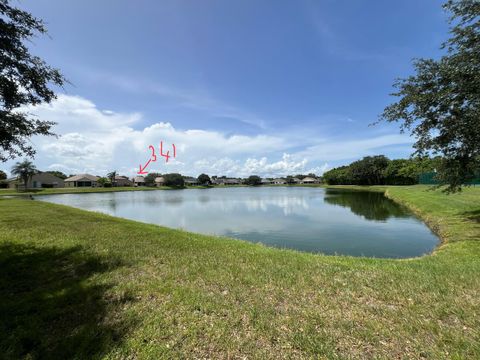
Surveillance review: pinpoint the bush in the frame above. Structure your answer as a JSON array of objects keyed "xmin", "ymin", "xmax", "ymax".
[
  {"xmin": 163, "ymin": 173, "xmax": 185, "ymax": 187},
  {"xmin": 197, "ymin": 173, "xmax": 211, "ymax": 185},
  {"xmin": 245, "ymin": 175, "xmax": 261, "ymax": 186}
]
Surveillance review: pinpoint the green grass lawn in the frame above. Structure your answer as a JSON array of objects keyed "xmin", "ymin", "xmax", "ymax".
[
  {"xmin": 0, "ymin": 186, "xmax": 173, "ymax": 196},
  {"xmin": 0, "ymin": 186, "xmax": 479, "ymax": 359}
]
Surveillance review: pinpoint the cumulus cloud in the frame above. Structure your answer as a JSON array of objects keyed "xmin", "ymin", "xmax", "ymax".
[{"xmin": 2, "ymin": 94, "xmax": 412, "ymax": 178}]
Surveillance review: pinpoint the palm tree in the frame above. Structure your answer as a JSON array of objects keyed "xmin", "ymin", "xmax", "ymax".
[
  {"xmin": 107, "ymin": 170, "xmax": 117, "ymax": 187},
  {"xmin": 11, "ymin": 160, "xmax": 37, "ymax": 191}
]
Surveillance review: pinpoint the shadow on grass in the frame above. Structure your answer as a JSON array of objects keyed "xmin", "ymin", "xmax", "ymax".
[
  {"xmin": 0, "ymin": 243, "xmax": 134, "ymax": 359},
  {"xmin": 461, "ymin": 209, "xmax": 480, "ymax": 223}
]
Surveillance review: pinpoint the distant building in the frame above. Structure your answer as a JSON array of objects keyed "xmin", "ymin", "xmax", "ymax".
[
  {"xmin": 184, "ymin": 177, "xmax": 199, "ymax": 186},
  {"xmin": 154, "ymin": 176, "xmax": 165, "ymax": 187},
  {"xmin": 301, "ymin": 177, "xmax": 320, "ymax": 184},
  {"xmin": 272, "ymin": 178, "xmax": 286, "ymax": 185},
  {"xmin": 292, "ymin": 178, "xmax": 302, "ymax": 184},
  {"xmin": 114, "ymin": 175, "xmax": 133, "ymax": 187},
  {"xmin": 7, "ymin": 172, "xmax": 65, "ymax": 189},
  {"xmin": 133, "ymin": 176, "xmax": 146, "ymax": 187},
  {"xmin": 64, "ymin": 174, "xmax": 99, "ymax": 187},
  {"xmin": 213, "ymin": 178, "xmax": 241, "ymax": 185},
  {"xmin": 261, "ymin": 178, "xmax": 273, "ymax": 185},
  {"xmin": 226, "ymin": 178, "xmax": 241, "ymax": 185}
]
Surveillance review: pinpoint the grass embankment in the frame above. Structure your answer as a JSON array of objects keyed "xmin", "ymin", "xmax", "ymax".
[
  {"xmin": 0, "ymin": 186, "xmax": 479, "ymax": 359},
  {"xmin": 0, "ymin": 186, "xmax": 173, "ymax": 196},
  {"xmin": 0, "ymin": 185, "xmax": 245, "ymax": 196}
]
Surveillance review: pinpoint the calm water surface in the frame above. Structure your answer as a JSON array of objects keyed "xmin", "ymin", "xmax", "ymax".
[{"xmin": 38, "ymin": 187, "xmax": 439, "ymax": 258}]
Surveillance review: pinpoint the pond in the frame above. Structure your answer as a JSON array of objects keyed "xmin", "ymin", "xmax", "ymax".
[{"xmin": 37, "ymin": 187, "xmax": 439, "ymax": 258}]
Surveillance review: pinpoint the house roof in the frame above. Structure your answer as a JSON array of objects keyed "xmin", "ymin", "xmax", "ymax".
[
  {"xmin": 302, "ymin": 177, "xmax": 317, "ymax": 182},
  {"xmin": 6, "ymin": 171, "xmax": 64, "ymax": 183},
  {"xmin": 134, "ymin": 176, "xmax": 145, "ymax": 183},
  {"xmin": 115, "ymin": 175, "xmax": 130, "ymax": 180},
  {"xmin": 154, "ymin": 177, "xmax": 165, "ymax": 183},
  {"xmin": 65, "ymin": 174, "xmax": 99, "ymax": 182}
]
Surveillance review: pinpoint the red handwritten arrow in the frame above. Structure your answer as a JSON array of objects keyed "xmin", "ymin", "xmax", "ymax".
[{"xmin": 137, "ymin": 158, "xmax": 151, "ymax": 174}]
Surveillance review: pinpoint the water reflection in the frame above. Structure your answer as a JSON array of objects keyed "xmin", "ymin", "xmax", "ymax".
[
  {"xmin": 323, "ymin": 189, "xmax": 409, "ymax": 221},
  {"xmin": 38, "ymin": 187, "xmax": 439, "ymax": 258}
]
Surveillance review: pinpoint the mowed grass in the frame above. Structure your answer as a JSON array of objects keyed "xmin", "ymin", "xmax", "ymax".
[
  {"xmin": 0, "ymin": 186, "xmax": 479, "ymax": 359},
  {"xmin": 0, "ymin": 186, "xmax": 172, "ymax": 196}
]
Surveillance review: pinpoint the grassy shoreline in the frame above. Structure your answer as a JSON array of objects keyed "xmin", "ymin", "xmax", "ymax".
[
  {"xmin": 1, "ymin": 185, "xmax": 479, "ymax": 358},
  {"xmin": 0, "ymin": 186, "xmax": 175, "ymax": 196}
]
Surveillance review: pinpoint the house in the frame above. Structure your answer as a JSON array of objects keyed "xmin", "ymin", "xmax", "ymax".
[
  {"xmin": 7, "ymin": 172, "xmax": 65, "ymax": 189},
  {"xmin": 273, "ymin": 178, "xmax": 286, "ymax": 185},
  {"xmin": 133, "ymin": 176, "xmax": 146, "ymax": 187},
  {"xmin": 114, "ymin": 175, "xmax": 133, "ymax": 187},
  {"xmin": 154, "ymin": 176, "xmax": 165, "ymax": 187},
  {"xmin": 64, "ymin": 174, "xmax": 99, "ymax": 187},
  {"xmin": 184, "ymin": 177, "xmax": 199, "ymax": 186},
  {"xmin": 292, "ymin": 178, "xmax": 302, "ymax": 184},
  {"xmin": 301, "ymin": 177, "xmax": 320, "ymax": 184},
  {"xmin": 214, "ymin": 178, "xmax": 240, "ymax": 185},
  {"xmin": 212, "ymin": 178, "xmax": 225, "ymax": 185},
  {"xmin": 225, "ymin": 178, "xmax": 241, "ymax": 185},
  {"xmin": 261, "ymin": 178, "xmax": 273, "ymax": 185}
]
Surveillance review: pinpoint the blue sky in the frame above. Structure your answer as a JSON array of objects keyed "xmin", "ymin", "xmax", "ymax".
[{"xmin": 5, "ymin": 0, "xmax": 448, "ymax": 177}]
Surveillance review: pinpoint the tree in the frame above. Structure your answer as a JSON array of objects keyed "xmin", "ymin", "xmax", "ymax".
[
  {"xmin": 0, "ymin": 170, "xmax": 6, "ymax": 180},
  {"xmin": 107, "ymin": 171, "xmax": 117, "ymax": 187},
  {"xmin": 163, "ymin": 173, "xmax": 184, "ymax": 187},
  {"xmin": 383, "ymin": 159, "xmax": 417, "ymax": 185},
  {"xmin": 97, "ymin": 177, "xmax": 110, "ymax": 187},
  {"xmin": 350, "ymin": 156, "xmax": 389, "ymax": 185},
  {"xmin": 285, "ymin": 175, "xmax": 295, "ymax": 184},
  {"xmin": 144, "ymin": 172, "xmax": 161, "ymax": 186},
  {"xmin": 245, "ymin": 175, "xmax": 261, "ymax": 186},
  {"xmin": 380, "ymin": 0, "xmax": 480, "ymax": 191},
  {"xmin": 45, "ymin": 170, "xmax": 67, "ymax": 179},
  {"xmin": 0, "ymin": 0, "xmax": 66, "ymax": 162},
  {"xmin": 11, "ymin": 159, "xmax": 36, "ymax": 190},
  {"xmin": 323, "ymin": 166, "xmax": 353, "ymax": 185},
  {"xmin": 197, "ymin": 173, "xmax": 211, "ymax": 185}
]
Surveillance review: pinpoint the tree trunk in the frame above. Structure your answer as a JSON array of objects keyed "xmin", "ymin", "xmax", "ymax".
[{"xmin": 23, "ymin": 175, "xmax": 28, "ymax": 191}]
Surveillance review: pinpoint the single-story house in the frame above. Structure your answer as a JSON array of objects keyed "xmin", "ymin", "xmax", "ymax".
[
  {"xmin": 214, "ymin": 178, "xmax": 241, "ymax": 185},
  {"xmin": 292, "ymin": 178, "xmax": 302, "ymax": 184},
  {"xmin": 114, "ymin": 175, "xmax": 133, "ymax": 187},
  {"xmin": 273, "ymin": 178, "xmax": 286, "ymax": 184},
  {"xmin": 154, "ymin": 176, "xmax": 165, "ymax": 186},
  {"xmin": 184, "ymin": 177, "xmax": 199, "ymax": 186},
  {"xmin": 133, "ymin": 176, "xmax": 146, "ymax": 187},
  {"xmin": 261, "ymin": 178, "xmax": 273, "ymax": 185},
  {"xmin": 301, "ymin": 177, "xmax": 320, "ymax": 184},
  {"xmin": 64, "ymin": 174, "xmax": 99, "ymax": 187},
  {"xmin": 7, "ymin": 171, "xmax": 65, "ymax": 189}
]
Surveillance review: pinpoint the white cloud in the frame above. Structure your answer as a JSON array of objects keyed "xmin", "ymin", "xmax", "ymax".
[{"xmin": 2, "ymin": 94, "xmax": 413, "ymax": 178}]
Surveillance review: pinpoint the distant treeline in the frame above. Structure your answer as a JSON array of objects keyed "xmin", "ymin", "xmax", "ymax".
[{"xmin": 323, "ymin": 156, "xmax": 440, "ymax": 186}]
